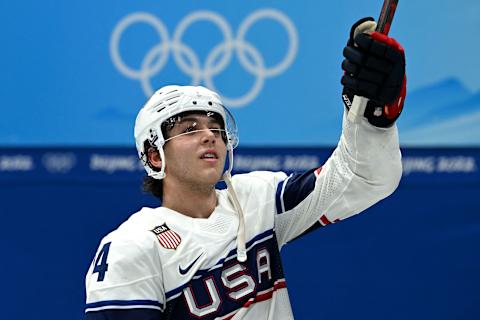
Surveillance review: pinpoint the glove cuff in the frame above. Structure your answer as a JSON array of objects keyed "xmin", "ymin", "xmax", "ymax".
[{"xmin": 342, "ymin": 74, "xmax": 406, "ymax": 128}]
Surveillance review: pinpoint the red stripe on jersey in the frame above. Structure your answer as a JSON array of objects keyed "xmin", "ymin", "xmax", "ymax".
[
  {"xmin": 250, "ymin": 280, "xmax": 287, "ymax": 304},
  {"xmin": 319, "ymin": 215, "xmax": 332, "ymax": 226},
  {"xmin": 314, "ymin": 167, "xmax": 323, "ymax": 177},
  {"xmin": 221, "ymin": 280, "xmax": 287, "ymax": 320}
]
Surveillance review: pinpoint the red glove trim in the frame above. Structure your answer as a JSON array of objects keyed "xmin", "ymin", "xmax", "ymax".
[
  {"xmin": 384, "ymin": 75, "xmax": 407, "ymax": 119},
  {"xmin": 371, "ymin": 31, "xmax": 405, "ymax": 54}
]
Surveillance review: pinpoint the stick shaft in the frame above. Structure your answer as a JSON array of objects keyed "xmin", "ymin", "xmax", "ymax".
[{"xmin": 376, "ymin": 0, "xmax": 399, "ymax": 35}]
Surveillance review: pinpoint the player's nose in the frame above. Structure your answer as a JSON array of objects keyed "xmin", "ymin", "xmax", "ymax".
[{"xmin": 201, "ymin": 128, "xmax": 217, "ymax": 144}]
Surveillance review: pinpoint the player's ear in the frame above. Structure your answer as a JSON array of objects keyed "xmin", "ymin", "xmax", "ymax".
[{"xmin": 147, "ymin": 148, "xmax": 162, "ymax": 170}]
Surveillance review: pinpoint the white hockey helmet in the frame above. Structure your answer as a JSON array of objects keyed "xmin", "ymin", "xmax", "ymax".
[{"xmin": 134, "ymin": 85, "xmax": 239, "ymax": 180}]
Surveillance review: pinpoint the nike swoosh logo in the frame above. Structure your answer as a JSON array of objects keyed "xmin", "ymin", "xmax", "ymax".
[{"xmin": 179, "ymin": 253, "xmax": 204, "ymax": 275}]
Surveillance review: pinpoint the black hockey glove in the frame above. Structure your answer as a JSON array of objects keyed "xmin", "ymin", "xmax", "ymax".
[{"xmin": 341, "ymin": 17, "xmax": 406, "ymax": 128}]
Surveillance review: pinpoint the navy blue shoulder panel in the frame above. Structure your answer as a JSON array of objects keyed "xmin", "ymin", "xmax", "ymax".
[
  {"xmin": 275, "ymin": 168, "xmax": 318, "ymax": 214},
  {"xmin": 289, "ymin": 221, "xmax": 324, "ymax": 242},
  {"xmin": 85, "ymin": 308, "xmax": 162, "ymax": 320}
]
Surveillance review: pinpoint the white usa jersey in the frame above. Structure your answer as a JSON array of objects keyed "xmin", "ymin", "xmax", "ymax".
[{"xmin": 85, "ymin": 114, "xmax": 402, "ymax": 319}]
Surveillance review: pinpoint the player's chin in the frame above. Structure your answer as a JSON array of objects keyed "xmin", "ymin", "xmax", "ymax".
[
  {"xmin": 196, "ymin": 162, "xmax": 221, "ymax": 178},
  {"xmin": 200, "ymin": 157, "xmax": 224, "ymax": 169},
  {"xmin": 198, "ymin": 158, "xmax": 225, "ymax": 180}
]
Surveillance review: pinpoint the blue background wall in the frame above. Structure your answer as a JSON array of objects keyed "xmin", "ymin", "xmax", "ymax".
[
  {"xmin": 1, "ymin": 147, "xmax": 479, "ymax": 319},
  {"xmin": 1, "ymin": 1, "xmax": 479, "ymax": 319},
  {"xmin": 1, "ymin": 0, "xmax": 480, "ymax": 146}
]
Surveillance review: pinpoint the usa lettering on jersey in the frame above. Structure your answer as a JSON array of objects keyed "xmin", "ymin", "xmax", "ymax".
[{"xmin": 162, "ymin": 231, "xmax": 288, "ymax": 319}]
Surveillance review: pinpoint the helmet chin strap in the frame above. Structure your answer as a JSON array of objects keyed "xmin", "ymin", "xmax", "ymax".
[
  {"xmin": 223, "ymin": 144, "xmax": 247, "ymax": 262},
  {"xmin": 158, "ymin": 146, "xmax": 166, "ymax": 179}
]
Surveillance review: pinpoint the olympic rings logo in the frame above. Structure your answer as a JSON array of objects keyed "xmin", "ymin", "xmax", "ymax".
[{"xmin": 110, "ymin": 9, "xmax": 298, "ymax": 107}]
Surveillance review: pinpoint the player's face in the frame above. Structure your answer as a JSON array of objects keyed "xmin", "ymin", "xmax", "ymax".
[{"xmin": 163, "ymin": 113, "xmax": 227, "ymax": 188}]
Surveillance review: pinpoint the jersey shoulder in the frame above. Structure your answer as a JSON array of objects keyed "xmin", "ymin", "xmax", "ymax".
[
  {"xmin": 85, "ymin": 208, "xmax": 167, "ymax": 313},
  {"xmin": 86, "ymin": 207, "xmax": 167, "ymax": 287},
  {"xmin": 231, "ymin": 170, "xmax": 288, "ymax": 193}
]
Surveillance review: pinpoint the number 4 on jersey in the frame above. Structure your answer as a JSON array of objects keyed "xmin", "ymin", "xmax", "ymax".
[{"xmin": 93, "ymin": 242, "xmax": 111, "ymax": 282}]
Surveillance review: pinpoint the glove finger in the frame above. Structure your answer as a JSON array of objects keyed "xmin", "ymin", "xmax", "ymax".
[
  {"xmin": 341, "ymin": 74, "xmax": 379, "ymax": 99},
  {"xmin": 357, "ymin": 81, "xmax": 379, "ymax": 99},
  {"xmin": 344, "ymin": 45, "xmax": 393, "ymax": 73},
  {"xmin": 371, "ymin": 32, "xmax": 405, "ymax": 54},
  {"xmin": 343, "ymin": 46, "xmax": 364, "ymax": 65},
  {"xmin": 341, "ymin": 59, "xmax": 358, "ymax": 75},
  {"xmin": 341, "ymin": 74, "xmax": 356, "ymax": 89},
  {"xmin": 384, "ymin": 47, "xmax": 404, "ymax": 63},
  {"xmin": 356, "ymin": 32, "xmax": 405, "ymax": 66},
  {"xmin": 370, "ymin": 32, "xmax": 405, "ymax": 63},
  {"xmin": 354, "ymin": 33, "xmax": 388, "ymax": 57},
  {"xmin": 357, "ymin": 67, "xmax": 384, "ymax": 84},
  {"xmin": 365, "ymin": 55, "xmax": 393, "ymax": 73},
  {"xmin": 343, "ymin": 59, "xmax": 385, "ymax": 85}
]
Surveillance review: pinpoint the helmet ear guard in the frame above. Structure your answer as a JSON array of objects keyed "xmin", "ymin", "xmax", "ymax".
[{"xmin": 140, "ymin": 138, "xmax": 166, "ymax": 180}]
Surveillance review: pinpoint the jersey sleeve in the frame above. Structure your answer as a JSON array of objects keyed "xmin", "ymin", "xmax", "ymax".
[
  {"xmin": 274, "ymin": 111, "xmax": 402, "ymax": 247},
  {"xmin": 84, "ymin": 231, "xmax": 165, "ymax": 319}
]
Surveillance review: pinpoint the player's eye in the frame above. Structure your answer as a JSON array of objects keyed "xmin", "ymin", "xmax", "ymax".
[
  {"xmin": 179, "ymin": 121, "xmax": 198, "ymax": 134},
  {"xmin": 184, "ymin": 125, "xmax": 196, "ymax": 133},
  {"xmin": 209, "ymin": 127, "xmax": 222, "ymax": 136}
]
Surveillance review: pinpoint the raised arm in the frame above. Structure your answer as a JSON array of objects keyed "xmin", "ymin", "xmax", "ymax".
[{"xmin": 275, "ymin": 18, "xmax": 406, "ymax": 246}]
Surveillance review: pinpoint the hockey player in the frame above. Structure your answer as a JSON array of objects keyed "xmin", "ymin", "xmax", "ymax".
[{"xmin": 85, "ymin": 17, "xmax": 406, "ymax": 319}]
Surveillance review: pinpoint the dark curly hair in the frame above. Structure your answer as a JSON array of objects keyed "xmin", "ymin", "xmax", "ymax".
[{"xmin": 143, "ymin": 175, "xmax": 163, "ymax": 200}]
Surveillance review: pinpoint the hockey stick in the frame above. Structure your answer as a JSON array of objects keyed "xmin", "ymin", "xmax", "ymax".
[{"xmin": 347, "ymin": 0, "xmax": 399, "ymax": 123}]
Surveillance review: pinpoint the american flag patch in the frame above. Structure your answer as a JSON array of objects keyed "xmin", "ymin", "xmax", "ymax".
[{"xmin": 151, "ymin": 224, "xmax": 181, "ymax": 250}]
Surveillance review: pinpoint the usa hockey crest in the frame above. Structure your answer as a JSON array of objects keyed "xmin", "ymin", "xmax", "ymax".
[{"xmin": 151, "ymin": 223, "xmax": 181, "ymax": 250}]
